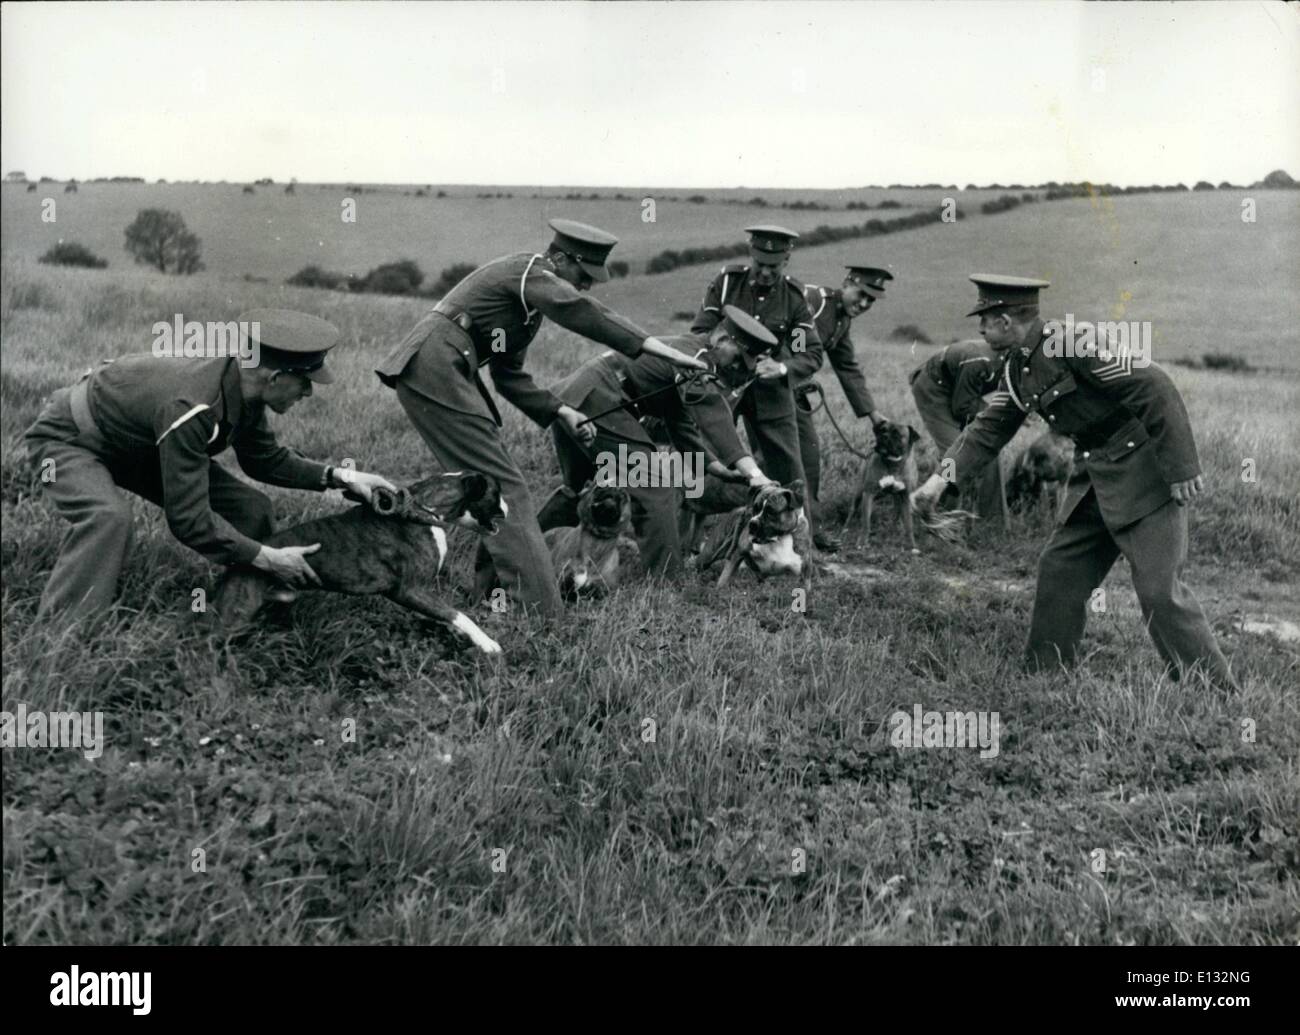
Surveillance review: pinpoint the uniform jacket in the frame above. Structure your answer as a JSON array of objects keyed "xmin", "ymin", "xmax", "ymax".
[
  {"xmin": 802, "ymin": 284, "xmax": 875, "ymax": 416},
  {"xmin": 376, "ymin": 252, "xmax": 648, "ymax": 428},
  {"xmin": 690, "ymin": 264, "xmax": 823, "ymax": 420},
  {"xmin": 550, "ymin": 336, "xmax": 749, "ymax": 468},
  {"xmin": 919, "ymin": 339, "xmax": 1001, "ymax": 425},
  {"xmin": 81, "ymin": 355, "xmax": 328, "ymax": 565},
  {"xmin": 947, "ymin": 319, "xmax": 1201, "ymax": 529}
]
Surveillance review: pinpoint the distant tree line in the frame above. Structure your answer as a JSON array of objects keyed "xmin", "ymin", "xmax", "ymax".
[{"xmin": 644, "ymin": 205, "xmax": 966, "ymax": 275}]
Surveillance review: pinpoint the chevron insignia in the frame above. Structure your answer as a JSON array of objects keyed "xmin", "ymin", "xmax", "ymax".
[{"xmin": 1092, "ymin": 344, "xmax": 1133, "ymax": 382}]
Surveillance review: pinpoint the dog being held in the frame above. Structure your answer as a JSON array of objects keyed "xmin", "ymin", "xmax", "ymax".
[
  {"xmin": 696, "ymin": 481, "xmax": 811, "ymax": 588},
  {"xmin": 544, "ymin": 483, "xmax": 639, "ymax": 598},
  {"xmin": 212, "ymin": 471, "xmax": 508, "ymax": 655},
  {"xmin": 842, "ymin": 418, "xmax": 921, "ymax": 552}
]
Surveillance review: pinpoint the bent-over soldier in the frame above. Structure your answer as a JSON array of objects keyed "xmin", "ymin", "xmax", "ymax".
[
  {"xmin": 536, "ymin": 306, "xmax": 776, "ymax": 576},
  {"xmin": 25, "ymin": 310, "xmax": 395, "ymax": 623},
  {"xmin": 909, "ymin": 337, "xmax": 1004, "ymax": 517},
  {"xmin": 911, "ymin": 275, "xmax": 1237, "ymax": 689},
  {"xmin": 377, "ymin": 219, "xmax": 706, "ymax": 617}
]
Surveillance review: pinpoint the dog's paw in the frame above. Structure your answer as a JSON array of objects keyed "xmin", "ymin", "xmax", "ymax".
[{"xmin": 451, "ymin": 612, "xmax": 504, "ymax": 657}]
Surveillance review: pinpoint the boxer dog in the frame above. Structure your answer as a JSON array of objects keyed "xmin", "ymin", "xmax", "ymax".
[
  {"xmin": 212, "ymin": 471, "xmax": 508, "ymax": 655},
  {"xmin": 544, "ymin": 483, "xmax": 639, "ymax": 599},
  {"xmin": 843, "ymin": 418, "xmax": 921, "ymax": 552},
  {"xmin": 1004, "ymin": 430, "xmax": 1074, "ymax": 518},
  {"xmin": 696, "ymin": 481, "xmax": 811, "ymax": 588}
]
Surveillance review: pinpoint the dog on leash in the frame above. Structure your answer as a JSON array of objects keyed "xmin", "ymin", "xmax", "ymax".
[
  {"xmin": 842, "ymin": 418, "xmax": 921, "ymax": 551},
  {"xmin": 212, "ymin": 471, "xmax": 508, "ymax": 655},
  {"xmin": 696, "ymin": 481, "xmax": 811, "ymax": 588},
  {"xmin": 544, "ymin": 483, "xmax": 639, "ymax": 598},
  {"xmin": 1004, "ymin": 430, "xmax": 1074, "ymax": 517}
]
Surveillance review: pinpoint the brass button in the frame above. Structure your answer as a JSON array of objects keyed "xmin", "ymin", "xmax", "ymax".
[
  {"xmin": 1022, "ymin": 367, "xmax": 1030, "ymax": 374},
  {"xmin": 1049, "ymin": 415, "xmax": 1056, "ymax": 422},
  {"xmin": 1126, "ymin": 441, "xmax": 1135, "ymax": 448},
  {"xmin": 1083, "ymin": 451, "xmax": 1091, "ymax": 459}
]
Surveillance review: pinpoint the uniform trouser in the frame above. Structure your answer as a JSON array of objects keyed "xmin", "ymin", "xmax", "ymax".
[
  {"xmin": 25, "ymin": 388, "xmax": 274, "ymax": 623},
  {"xmin": 395, "ymin": 382, "xmax": 562, "ymax": 617},
  {"xmin": 795, "ymin": 404, "xmax": 824, "ymax": 503},
  {"xmin": 910, "ymin": 371, "xmax": 1002, "ymax": 516},
  {"xmin": 535, "ymin": 423, "xmax": 684, "ymax": 577},
  {"xmin": 1027, "ymin": 490, "xmax": 1236, "ymax": 688}
]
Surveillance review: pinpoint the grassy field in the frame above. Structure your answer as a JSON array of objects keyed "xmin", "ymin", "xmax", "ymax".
[
  {"xmin": 1, "ymin": 189, "xmax": 1298, "ymax": 944},
  {"xmin": 0, "ymin": 182, "xmax": 972, "ymax": 285}
]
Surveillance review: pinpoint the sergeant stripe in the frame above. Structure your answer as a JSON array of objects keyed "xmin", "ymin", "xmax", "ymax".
[{"xmin": 155, "ymin": 404, "xmax": 212, "ymax": 446}]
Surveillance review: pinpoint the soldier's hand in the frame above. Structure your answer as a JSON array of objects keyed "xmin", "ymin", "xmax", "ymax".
[
  {"xmin": 1170, "ymin": 474, "xmax": 1204, "ymax": 506},
  {"xmin": 642, "ymin": 337, "xmax": 709, "ymax": 371},
  {"xmin": 910, "ymin": 473, "xmax": 947, "ymax": 512},
  {"xmin": 707, "ymin": 461, "xmax": 750, "ymax": 484},
  {"xmin": 869, "ymin": 412, "xmax": 888, "ymax": 427},
  {"xmin": 559, "ymin": 406, "xmax": 597, "ymax": 447},
  {"xmin": 747, "ymin": 470, "xmax": 774, "ymax": 488},
  {"xmin": 254, "ymin": 543, "xmax": 322, "ymax": 587},
  {"xmin": 333, "ymin": 467, "xmax": 397, "ymax": 504},
  {"xmin": 755, "ymin": 357, "xmax": 787, "ymax": 380}
]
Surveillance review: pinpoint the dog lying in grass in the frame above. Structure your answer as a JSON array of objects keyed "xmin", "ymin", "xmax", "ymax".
[
  {"xmin": 695, "ymin": 481, "xmax": 811, "ymax": 588},
  {"xmin": 543, "ymin": 483, "xmax": 639, "ymax": 599},
  {"xmin": 212, "ymin": 471, "xmax": 508, "ymax": 655}
]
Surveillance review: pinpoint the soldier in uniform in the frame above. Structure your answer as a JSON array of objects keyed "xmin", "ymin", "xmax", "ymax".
[
  {"xmin": 376, "ymin": 219, "xmax": 706, "ymax": 618},
  {"xmin": 796, "ymin": 265, "xmax": 893, "ymax": 550},
  {"xmin": 689, "ymin": 226, "xmax": 823, "ymax": 511},
  {"xmin": 25, "ymin": 309, "xmax": 395, "ymax": 623},
  {"xmin": 909, "ymin": 337, "xmax": 1004, "ymax": 517},
  {"xmin": 911, "ymin": 275, "xmax": 1237, "ymax": 689},
  {"xmin": 536, "ymin": 305, "xmax": 776, "ymax": 577}
]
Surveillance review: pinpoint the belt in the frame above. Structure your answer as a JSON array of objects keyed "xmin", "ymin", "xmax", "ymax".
[
  {"xmin": 1071, "ymin": 410, "xmax": 1134, "ymax": 450},
  {"xmin": 69, "ymin": 376, "xmax": 100, "ymax": 438},
  {"xmin": 432, "ymin": 302, "xmax": 475, "ymax": 335}
]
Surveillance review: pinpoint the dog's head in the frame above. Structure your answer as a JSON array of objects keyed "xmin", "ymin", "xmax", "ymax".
[
  {"xmin": 746, "ymin": 480, "xmax": 804, "ymax": 541},
  {"xmin": 401, "ymin": 471, "xmax": 507, "ymax": 535},
  {"xmin": 872, "ymin": 419, "xmax": 920, "ymax": 464},
  {"xmin": 576, "ymin": 482, "xmax": 632, "ymax": 539}
]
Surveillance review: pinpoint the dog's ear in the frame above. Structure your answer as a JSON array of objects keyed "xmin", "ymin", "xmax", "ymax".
[
  {"xmin": 785, "ymin": 479, "xmax": 805, "ymax": 507},
  {"xmin": 908, "ymin": 425, "xmax": 921, "ymax": 446},
  {"xmin": 460, "ymin": 471, "xmax": 490, "ymax": 499}
]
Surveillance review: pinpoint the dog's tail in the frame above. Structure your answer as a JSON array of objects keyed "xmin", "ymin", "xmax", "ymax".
[{"xmin": 916, "ymin": 505, "xmax": 977, "ymax": 543}]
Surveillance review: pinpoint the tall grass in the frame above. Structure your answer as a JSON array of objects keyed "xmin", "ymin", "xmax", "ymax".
[{"xmin": 2, "ymin": 254, "xmax": 1297, "ymax": 945}]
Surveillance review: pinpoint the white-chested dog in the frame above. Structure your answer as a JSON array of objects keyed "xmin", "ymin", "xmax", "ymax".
[{"xmin": 696, "ymin": 481, "xmax": 811, "ymax": 589}]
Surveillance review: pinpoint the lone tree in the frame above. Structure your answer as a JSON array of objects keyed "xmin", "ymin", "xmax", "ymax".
[{"xmin": 124, "ymin": 209, "xmax": 204, "ymax": 274}]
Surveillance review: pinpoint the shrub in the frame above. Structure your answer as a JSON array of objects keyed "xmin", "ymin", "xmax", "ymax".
[
  {"xmin": 607, "ymin": 260, "xmax": 630, "ymax": 279},
  {"xmin": 359, "ymin": 259, "xmax": 424, "ymax": 296},
  {"xmin": 981, "ymin": 194, "xmax": 1022, "ymax": 215},
  {"xmin": 38, "ymin": 242, "xmax": 108, "ymax": 269},
  {"xmin": 889, "ymin": 324, "xmax": 932, "ymax": 345},
  {"xmin": 123, "ymin": 209, "xmax": 204, "ymax": 274},
  {"xmin": 1202, "ymin": 352, "xmax": 1252, "ymax": 372},
  {"xmin": 425, "ymin": 262, "xmax": 478, "ymax": 299},
  {"xmin": 287, "ymin": 265, "xmax": 347, "ymax": 290}
]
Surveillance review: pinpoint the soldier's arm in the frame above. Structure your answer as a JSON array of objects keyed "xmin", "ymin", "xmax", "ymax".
[
  {"xmin": 489, "ymin": 347, "xmax": 565, "ymax": 427},
  {"xmin": 689, "ymin": 273, "xmax": 725, "ymax": 335},
  {"xmin": 1066, "ymin": 350, "xmax": 1200, "ymax": 483},
  {"xmin": 524, "ymin": 268, "xmax": 646, "ymax": 357},
  {"xmin": 783, "ymin": 290, "xmax": 823, "ymax": 381},
  {"xmin": 679, "ymin": 381, "xmax": 750, "ymax": 468},
  {"xmin": 950, "ymin": 356, "xmax": 996, "ymax": 426},
  {"xmin": 155, "ymin": 404, "xmax": 264, "ymax": 566},
  {"xmin": 233, "ymin": 409, "xmax": 332, "ymax": 489},
  {"xmin": 945, "ymin": 382, "xmax": 1027, "ymax": 487},
  {"xmin": 827, "ymin": 331, "xmax": 876, "ymax": 417}
]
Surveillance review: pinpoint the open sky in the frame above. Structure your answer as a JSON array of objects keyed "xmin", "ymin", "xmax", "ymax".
[{"xmin": 2, "ymin": 1, "xmax": 1297, "ymax": 188}]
